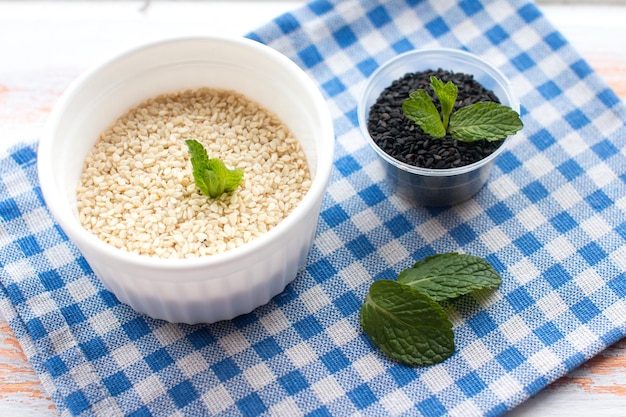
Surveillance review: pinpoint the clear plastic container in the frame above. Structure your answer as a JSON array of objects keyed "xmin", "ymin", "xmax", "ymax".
[{"xmin": 357, "ymin": 48, "xmax": 520, "ymax": 206}]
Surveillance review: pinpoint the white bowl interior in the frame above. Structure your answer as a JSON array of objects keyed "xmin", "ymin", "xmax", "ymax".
[{"xmin": 49, "ymin": 37, "xmax": 324, "ymax": 216}]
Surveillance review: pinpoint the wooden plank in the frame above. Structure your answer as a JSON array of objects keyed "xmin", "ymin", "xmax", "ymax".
[{"xmin": 0, "ymin": 320, "xmax": 58, "ymax": 416}]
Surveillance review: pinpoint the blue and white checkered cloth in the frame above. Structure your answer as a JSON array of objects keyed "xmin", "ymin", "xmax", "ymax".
[{"xmin": 2, "ymin": 0, "xmax": 626, "ymax": 415}]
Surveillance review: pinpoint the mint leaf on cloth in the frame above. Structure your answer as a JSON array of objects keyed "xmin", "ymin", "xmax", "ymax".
[
  {"xmin": 361, "ymin": 253, "xmax": 500, "ymax": 365},
  {"xmin": 360, "ymin": 280, "xmax": 455, "ymax": 366},
  {"xmin": 398, "ymin": 253, "xmax": 502, "ymax": 302}
]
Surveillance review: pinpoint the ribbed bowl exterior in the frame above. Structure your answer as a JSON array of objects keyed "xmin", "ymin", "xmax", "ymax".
[{"xmin": 85, "ymin": 198, "xmax": 320, "ymax": 323}]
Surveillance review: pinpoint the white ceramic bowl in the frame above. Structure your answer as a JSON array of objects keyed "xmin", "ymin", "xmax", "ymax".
[
  {"xmin": 38, "ymin": 36, "xmax": 334, "ymax": 324},
  {"xmin": 358, "ymin": 48, "xmax": 520, "ymax": 206}
]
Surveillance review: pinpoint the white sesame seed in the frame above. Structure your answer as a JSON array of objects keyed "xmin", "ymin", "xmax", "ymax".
[{"xmin": 76, "ymin": 88, "xmax": 311, "ymax": 258}]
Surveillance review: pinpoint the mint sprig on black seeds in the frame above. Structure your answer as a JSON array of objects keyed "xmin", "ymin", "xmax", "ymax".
[
  {"xmin": 360, "ymin": 253, "xmax": 502, "ymax": 366},
  {"xmin": 367, "ymin": 69, "xmax": 524, "ymax": 169},
  {"xmin": 402, "ymin": 76, "xmax": 523, "ymax": 143}
]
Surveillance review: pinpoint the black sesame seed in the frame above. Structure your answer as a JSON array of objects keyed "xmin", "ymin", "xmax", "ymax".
[{"xmin": 367, "ymin": 69, "xmax": 504, "ymax": 169}]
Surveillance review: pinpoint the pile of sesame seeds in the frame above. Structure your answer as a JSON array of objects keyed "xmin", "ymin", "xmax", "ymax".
[
  {"xmin": 76, "ymin": 88, "xmax": 311, "ymax": 258},
  {"xmin": 367, "ymin": 69, "xmax": 504, "ymax": 169}
]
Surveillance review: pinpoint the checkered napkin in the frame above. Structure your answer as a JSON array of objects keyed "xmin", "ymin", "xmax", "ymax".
[{"xmin": 2, "ymin": 0, "xmax": 626, "ymax": 415}]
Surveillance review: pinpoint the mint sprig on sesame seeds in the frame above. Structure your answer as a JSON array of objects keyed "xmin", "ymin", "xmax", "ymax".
[
  {"xmin": 401, "ymin": 76, "xmax": 523, "ymax": 142},
  {"xmin": 185, "ymin": 139, "xmax": 243, "ymax": 199},
  {"xmin": 360, "ymin": 253, "xmax": 502, "ymax": 366}
]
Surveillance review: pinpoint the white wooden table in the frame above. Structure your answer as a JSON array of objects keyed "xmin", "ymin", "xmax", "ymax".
[{"xmin": 1, "ymin": 1, "xmax": 625, "ymax": 416}]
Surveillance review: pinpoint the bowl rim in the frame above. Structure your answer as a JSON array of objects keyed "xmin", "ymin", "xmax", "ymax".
[
  {"xmin": 38, "ymin": 35, "xmax": 335, "ymax": 274},
  {"xmin": 357, "ymin": 47, "xmax": 520, "ymax": 177}
]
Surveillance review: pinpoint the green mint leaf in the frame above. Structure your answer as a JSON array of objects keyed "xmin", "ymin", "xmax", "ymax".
[
  {"xmin": 360, "ymin": 280, "xmax": 455, "ymax": 366},
  {"xmin": 397, "ymin": 253, "xmax": 502, "ymax": 302},
  {"xmin": 185, "ymin": 139, "xmax": 243, "ymax": 198},
  {"xmin": 448, "ymin": 101, "xmax": 523, "ymax": 142},
  {"xmin": 205, "ymin": 158, "xmax": 244, "ymax": 193},
  {"xmin": 402, "ymin": 90, "xmax": 446, "ymax": 138},
  {"xmin": 430, "ymin": 76, "xmax": 458, "ymax": 131},
  {"xmin": 186, "ymin": 139, "xmax": 212, "ymax": 194}
]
